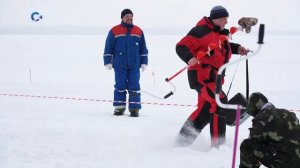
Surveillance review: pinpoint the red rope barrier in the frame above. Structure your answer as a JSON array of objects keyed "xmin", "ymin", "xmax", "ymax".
[
  {"xmin": 0, "ymin": 93, "xmax": 196, "ymax": 107},
  {"xmin": 1, "ymin": 93, "xmax": 300, "ymax": 112}
]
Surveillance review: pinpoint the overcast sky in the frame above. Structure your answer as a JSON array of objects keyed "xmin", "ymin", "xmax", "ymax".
[{"xmin": 1, "ymin": 0, "xmax": 300, "ymax": 33}]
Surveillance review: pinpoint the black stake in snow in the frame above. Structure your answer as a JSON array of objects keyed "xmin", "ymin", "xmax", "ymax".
[{"xmin": 246, "ymin": 60, "xmax": 249, "ymax": 100}]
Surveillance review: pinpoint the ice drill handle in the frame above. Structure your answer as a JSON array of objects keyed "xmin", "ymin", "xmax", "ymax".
[
  {"xmin": 258, "ymin": 24, "xmax": 265, "ymax": 44},
  {"xmin": 164, "ymin": 91, "xmax": 174, "ymax": 99}
]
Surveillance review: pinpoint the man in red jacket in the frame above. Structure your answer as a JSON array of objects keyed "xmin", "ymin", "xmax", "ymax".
[{"xmin": 175, "ymin": 5, "xmax": 249, "ymax": 147}]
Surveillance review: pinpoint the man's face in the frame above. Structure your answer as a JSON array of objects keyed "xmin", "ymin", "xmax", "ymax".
[
  {"xmin": 122, "ymin": 14, "xmax": 133, "ymax": 24},
  {"xmin": 212, "ymin": 17, "xmax": 228, "ymax": 30}
]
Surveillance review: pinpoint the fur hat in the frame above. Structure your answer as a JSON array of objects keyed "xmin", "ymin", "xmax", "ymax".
[
  {"xmin": 121, "ymin": 9, "xmax": 133, "ymax": 19},
  {"xmin": 247, "ymin": 92, "xmax": 269, "ymax": 116},
  {"xmin": 210, "ymin": 6, "xmax": 229, "ymax": 19}
]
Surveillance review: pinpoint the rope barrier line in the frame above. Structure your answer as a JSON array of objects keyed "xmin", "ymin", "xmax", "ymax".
[
  {"xmin": 1, "ymin": 93, "xmax": 300, "ymax": 112},
  {"xmin": 0, "ymin": 93, "xmax": 196, "ymax": 107}
]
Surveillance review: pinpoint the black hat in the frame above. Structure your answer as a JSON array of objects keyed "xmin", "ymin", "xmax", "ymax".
[
  {"xmin": 210, "ymin": 5, "xmax": 229, "ymax": 19},
  {"xmin": 121, "ymin": 9, "xmax": 133, "ymax": 19},
  {"xmin": 247, "ymin": 92, "xmax": 269, "ymax": 116}
]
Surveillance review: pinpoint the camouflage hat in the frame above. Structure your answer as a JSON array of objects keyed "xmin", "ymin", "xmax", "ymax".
[{"xmin": 247, "ymin": 92, "xmax": 268, "ymax": 116}]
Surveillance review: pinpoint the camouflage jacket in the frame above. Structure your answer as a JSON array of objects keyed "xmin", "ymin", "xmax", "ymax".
[{"xmin": 249, "ymin": 104, "xmax": 300, "ymax": 158}]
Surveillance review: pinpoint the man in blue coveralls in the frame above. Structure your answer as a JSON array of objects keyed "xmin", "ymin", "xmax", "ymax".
[{"xmin": 103, "ymin": 9, "xmax": 148, "ymax": 117}]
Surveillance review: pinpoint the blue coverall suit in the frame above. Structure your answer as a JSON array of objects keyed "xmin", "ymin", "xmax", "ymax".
[{"xmin": 103, "ymin": 21, "xmax": 148, "ymax": 109}]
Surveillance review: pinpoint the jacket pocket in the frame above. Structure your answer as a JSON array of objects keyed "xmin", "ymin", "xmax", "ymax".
[{"xmin": 112, "ymin": 49, "xmax": 124, "ymax": 69}]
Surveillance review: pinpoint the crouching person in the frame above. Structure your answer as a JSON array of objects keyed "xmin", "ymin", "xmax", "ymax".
[{"xmin": 240, "ymin": 92, "xmax": 300, "ymax": 168}]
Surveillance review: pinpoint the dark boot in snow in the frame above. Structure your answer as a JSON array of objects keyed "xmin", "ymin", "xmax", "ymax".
[
  {"xmin": 129, "ymin": 108, "xmax": 139, "ymax": 117},
  {"xmin": 175, "ymin": 120, "xmax": 199, "ymax": 146},
  {"xmin": 114, "ymin": 106, "xmax": 126, "ymax": 116},
  {"xmin": 238, "ymin": 17, "xmax": 258, "ymax": 33}
]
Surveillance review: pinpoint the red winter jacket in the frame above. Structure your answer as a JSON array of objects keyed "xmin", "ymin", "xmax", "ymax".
[{"xmin": 176, "ymin": 17, "xmax": 240, "ymax": 93}]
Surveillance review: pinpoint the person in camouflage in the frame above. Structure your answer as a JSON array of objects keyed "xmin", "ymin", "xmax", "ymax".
[{"xmin": 239, "ymin": 92, "xmax": 300, "ymax": 168}]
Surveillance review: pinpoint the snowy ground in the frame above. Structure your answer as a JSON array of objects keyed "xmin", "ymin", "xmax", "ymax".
[{"xmin": 1, "ymin": 30, "xmax": 300, "ymax": 168}]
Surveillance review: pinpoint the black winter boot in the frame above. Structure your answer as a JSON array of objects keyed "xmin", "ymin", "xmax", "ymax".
[
  {"xmin": 114, "ymin": 106, "xmax": 126, "ymax": 116},
  {"xmin": 129, "ymin": 108, "xmax": 139, "ymax": 117}
]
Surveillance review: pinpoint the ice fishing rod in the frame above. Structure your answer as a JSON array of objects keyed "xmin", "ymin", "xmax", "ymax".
[{"xmin": 215, "ymin": 24, "xmax": 265, "ymax": 110}]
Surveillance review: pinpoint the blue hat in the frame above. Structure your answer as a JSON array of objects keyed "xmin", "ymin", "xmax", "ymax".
[
  {"xmin": 121, "ymin": 9, "xmax": 133, "ymax": 19},
  {"xmin": 210, "ymin": 6, "xmax": 229, "ymax": 19}
]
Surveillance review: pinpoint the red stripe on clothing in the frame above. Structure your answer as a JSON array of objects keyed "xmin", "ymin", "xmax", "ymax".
[
  {"xmin": 212, "ymin": 113, "xmax": 219, "ymax": 145},
  {"xmin": 189, "ymin": 94, "xmax": 206, "ymax": 121}
]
